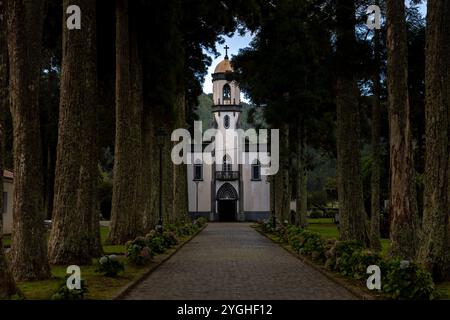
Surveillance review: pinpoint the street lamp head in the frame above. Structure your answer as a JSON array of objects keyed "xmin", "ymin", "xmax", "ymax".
[{"xmin": 156, "ymin": 127, "xmax": 167, "ymax": 147}]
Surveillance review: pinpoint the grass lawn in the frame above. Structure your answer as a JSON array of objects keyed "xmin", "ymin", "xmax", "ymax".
[
  {"xmin": 6, "ymin": 225, "xmax": 194, "ymax": 299},
  {"xmin": 3, "ymin": 226, "xmax": 125, "ymax": 254},
  {"xmin": 307, "ymin": 218, "xmax": 390, "ymax": 256}
]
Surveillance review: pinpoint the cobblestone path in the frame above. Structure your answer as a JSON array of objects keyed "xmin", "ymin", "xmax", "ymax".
[{"xmin": 123, "ymin": 223, "xmax": 357, "ymax": 300}]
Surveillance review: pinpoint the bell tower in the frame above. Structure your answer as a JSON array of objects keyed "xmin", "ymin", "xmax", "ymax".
[{"xmin": 211, "ymin": 46, "xmax": 241, "ymax": 131}]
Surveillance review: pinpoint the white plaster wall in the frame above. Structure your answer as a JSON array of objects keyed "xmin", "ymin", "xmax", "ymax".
[
  {"xmin": 242, "ymin": 152, "xmax": 271, "ymax": 213},
  {"xmin": 187, "ymin": 152, "xmax": 212, "ymax": 212},
  {"xmin": 2, "ymin": 180, "xmax": 14, "ymax": 234}
]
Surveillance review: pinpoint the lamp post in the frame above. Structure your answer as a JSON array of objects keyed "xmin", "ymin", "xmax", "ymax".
[
  {"xmin": 271, "ymin": 174, "xmax": 276, "ymax": 227},
  {"xmin": 195, "ymin": 180, "xmax": 199, "ymax": 215},
  {"xmin": 156, "ymin": 127, "xmax": 167, "ymax": 233}
]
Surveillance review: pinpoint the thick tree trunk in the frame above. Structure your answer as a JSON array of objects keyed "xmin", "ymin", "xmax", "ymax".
[
  {"xmin": 386, "ymin": 0, "xmax": 418, "ymax": 259},
  {"xmin": 295, "ymin": 123, "xmax": 308, "ymax": 227},
  {"xmin": 275, "ymin": 124, "xmax": 290, "ymax": 222},
  {"xmin": 370, "ymin": 22, "xmax": 382, "ymax": 251},
  {"xmin": 7, "ymin": 0, "xmax": 51, "ymax": 280},
  {"xmin": 417, "ymin": 0, "xmax": 450, "ymax": 280},
  {"xmin": 108, "ymin": 0, "xmax": 143, "ymax": 244},
  {"xmin": 0, "ymin": 0, "xmax": 19, "ymax": 296},
  {"xmin": 82, "ymin": 0, "xmax": 102, "ymax": 258},
  {"xmin": 142, "ymin": 109, "xmax": 155, "ymax": 231},
  {"xmin": 335, "ymin": 0, "xmax": 368, "ymax": 244},
  {"xmin": 173, "ymin": 92, "xmax": 188, "ymax": 221},
  {"xmin": 48, "ymin": 0, "xmax": 97, "ymax": 265}
]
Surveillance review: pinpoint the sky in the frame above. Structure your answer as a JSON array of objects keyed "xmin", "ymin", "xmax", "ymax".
[
  {"xmin": 202, "ymin": 1, "xmax": 427, "ymax": 97},
  {"xmin": 202, "ymin": 31, "xmax": 253, "ymax": 95}
]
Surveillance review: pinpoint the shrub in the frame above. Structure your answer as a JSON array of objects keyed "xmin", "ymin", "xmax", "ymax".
[
  {"xmin": 298, "ymin": 231, "xmax": 326, "ymax": 263},
  {"xmin": 51, "ymin": 277, "xmax": 88, "ymax": 300},
  {"xmin": 162, "ymin": 231, "xmax": 179, "ymax": 248},
  {"xmin": 346, "ymin": 250, "xmax": 382, "ymax": 280},
  {"xmin": 325, "ymin": 240, "xmax": 364, "ymax": 273},
  {"xmin": 126, "ymin": 237, "xmax": 154, "ymax": 266},
  {"xmin": 196, "ymin": 217, "xmax": 208, "ymax": 227},
  {"xmin": 95, "ymin": 255, "xmax": 125, "ymax": 277},
  {"xmin": 382, "ymin": 259, "xmax": 435, "ymax": 300},
  {"xmin": 308, "ymin": 210, "xmax": 323, "ymax": 219}
]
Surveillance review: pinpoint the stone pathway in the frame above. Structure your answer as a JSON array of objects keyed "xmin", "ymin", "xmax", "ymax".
[{"xmin": 123, "ymin": 223, "xmax": 357, "ymax": 300}]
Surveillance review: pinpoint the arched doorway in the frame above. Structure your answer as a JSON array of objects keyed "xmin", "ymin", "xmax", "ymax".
[{"xmin": 217, "ymin": 183, "xmax": 238, "ymax": 222}]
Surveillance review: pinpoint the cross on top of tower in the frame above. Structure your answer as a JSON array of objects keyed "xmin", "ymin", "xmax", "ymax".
[{"xmin": 224, "ymin": 45, "xmax": 230, "ymax": 59}]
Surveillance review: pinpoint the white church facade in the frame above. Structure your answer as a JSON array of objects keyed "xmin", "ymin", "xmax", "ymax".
[{"xmin": 187, "ymin": 52, "xmax": 271, "ymax": 222}]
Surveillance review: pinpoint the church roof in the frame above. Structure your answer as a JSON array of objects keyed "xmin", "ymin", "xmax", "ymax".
[{"xmin": 214, "ymin": 57, "xmax": 233, "ymax": 73}]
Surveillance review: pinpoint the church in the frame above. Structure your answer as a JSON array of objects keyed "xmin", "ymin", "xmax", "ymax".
[{"xmin": 187, "ymin": 50, "xmax": 271, "ymax": 222}]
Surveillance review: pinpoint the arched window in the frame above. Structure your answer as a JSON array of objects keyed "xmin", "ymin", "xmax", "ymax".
[
  {"xmin": 194, "ymin": 164, "xmax": 203, "ymax": 181},
  {"xmin": 223, "ymin": 155, "xmax": 232, "ymax": 172},
  {"xmin": 223, "ymin": 84, "xmax": 231, "ymax": 104},
  {"xmin": 251, "ymin": 160, "xmax": 261, "ymax": 181},
  {"xmin": 224, "ymin": 115, "xmax": 230, "ymax": 128}
]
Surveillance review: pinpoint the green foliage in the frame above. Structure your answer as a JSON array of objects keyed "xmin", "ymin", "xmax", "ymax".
[
  {"xmin": 382, "ymin": 259, "xmax": 435, "ymax": 300},
  {"xmin": 126, "ymin": 218, "xmax": 205, "ymax": 265},
  {"xmin": 261, "ymin": 222, "xmax": 435, "ymax": 300},
  {"xmin": 95, "ymin": 255, "xmax": 125, "ymax": 277},
  {"xmin": 51, "ymin": 277, "xmax": 88, "ymax": 300},
  {"xmin": 126, "ymin": 236, "xmax": 154, "ymax": 266}
]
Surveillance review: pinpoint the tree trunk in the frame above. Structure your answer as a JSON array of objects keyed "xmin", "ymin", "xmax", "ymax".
[
  {"xmin": 386, "ymin": 0, "xmax": 418, "ymax": 259},
  {"xmin": 7, "ymin": 0, "xmax": 51, "ymax": 280},
  {"xmin": 275, "ymin": 124, "xmax": 290, "ymax": 223},
  {"xmin": 370, "ymin": 19, "xmax": 382, "ymax": 251},
  {"xmin": 108, "ymin": 0, "xmax": 143, "ymax": 244},
  {"xmin": 48, "ymin": 0, "xmax": 97, "ymax": 265},
  {"xmin": 335, "ymin": 0, "xmax": 368, "ymax": 245},
  {"xmin": 295, "ymin": 122, "xmax": 308, "ymax": 227},
  {"xmin": 417, "ymin": 0, "xmax": 450, "ymax": 280},
  {"xmin": 173, "ymin": 92, "xmax": 188, "ymax": 221},
  {"xmin": 82, "ymin": 0, "xmax": 102, "ymax": 258},
  {"xmin": 142, "ymin": 108, "xmax": 155, "ymax": 231},
  {"xmin": 0, "ymin": 0, "xmax": 19, "ymax": 297}
]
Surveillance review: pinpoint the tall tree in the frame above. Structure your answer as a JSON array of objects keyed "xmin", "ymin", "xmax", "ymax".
[
  {"xmin": 7, "ymin": 0, "xmax": 50, "ymax": 280},
  {"xmin": 108, "ymin": 0, "xmax": 143, "ymax": 244},
  {"xmin": 370, "ymin": 2, "xmax": 382, "ymax": 251},
  {"xmin": 295, "ymin": 120, "xmax": 308, "ymax": 227},
  {"xmin": 48, "ymin": 0, "xmax": 99, "ymax": 264},
  {"xmin": 0, "ymin": 0, "xmax": 19, "ymax": 297},
  {"xmin": 417, "ymin": 0, "xmax": 450, "ymax": 280},
  {"xmin": 386, "ymin": 0, "xmax": 418, "ymax": 259},
  {"xmin": 335, "ymin": 0, "xmax": 368, "ymax": 244}
]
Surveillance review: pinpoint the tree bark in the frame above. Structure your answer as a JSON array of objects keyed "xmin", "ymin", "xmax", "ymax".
[
  {"xmin": 172, "ymin": 91, "xmax": 188, "ymax": 221},
  {"xmin": 370, "ymin": 19, "xmax": 382, "ymax": 251},
  {"xmin": 48, "ymin": 0, "xmax": 98, "ymax": 265},
  {"xmin": 7, "ymin": 0, "xmax": 51, "ymax": 280},
  {"xmin": 295, "ymin": 122, "xmax": 308, "ymax": 227},
  {"xmin": 275, "ymin": 123, "xmax": 290, "ymax": 222},
  {"xmin": 335, "ymin": 0, "xmax": 368, "ymax": 244},
  {"xmin": 386, "ymin": 0, "xmax": 418, "ymax": 259},
  {"xmin": 108, "ymin": 0, "xmax": 143, "ymax": 244},
  {"xmin": 417, "ymin": 0, "xmax": 450, "ymax": 280},
  {"xmin": 0, "ymin": 0, "xmax": 19, "ymax": 297}
]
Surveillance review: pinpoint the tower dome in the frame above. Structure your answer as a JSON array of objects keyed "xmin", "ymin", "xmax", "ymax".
[{"xmin": 214, "ymin": 57, "xmax": 233, "ymax": 73}]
